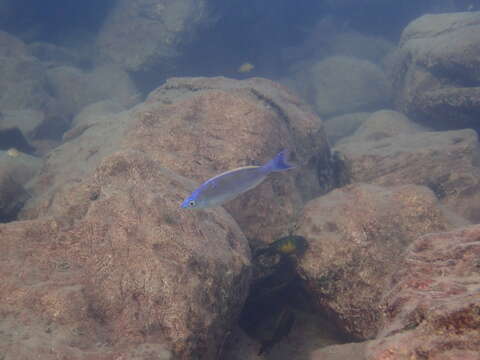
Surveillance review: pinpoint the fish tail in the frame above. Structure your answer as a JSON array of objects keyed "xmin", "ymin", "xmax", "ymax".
[{"xmin": 262, "ymin": 149, "xmax": 296, "ymax": 173}]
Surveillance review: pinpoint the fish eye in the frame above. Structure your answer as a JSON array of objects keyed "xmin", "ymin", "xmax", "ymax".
[{"xmin": 188, "ymin": 200, "xmax": 196, "ymax": 207}]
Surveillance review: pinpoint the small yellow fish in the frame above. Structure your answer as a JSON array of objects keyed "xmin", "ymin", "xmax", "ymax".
[
  {"xmin": 255, "ymin": 235, "xmax": 308, "ymax": 259},
  {"xmin": 277, "ymin": 240, "xmax": 297, "ymax": 255},
  {"xmin": 238, "ymin": 62, "xmax": 254, "ymax": 73},
  {"xmin": 6, "ymin": 148, "xmax": 21, "ymax": 157}
]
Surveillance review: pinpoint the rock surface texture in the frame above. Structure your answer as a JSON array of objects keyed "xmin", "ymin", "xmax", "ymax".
[
  {"xmin": 296, "ymin": 183, "xmax": 458, "ymax": 339},
  {"xmin": 96, "ymin": 0, "xmax": 211, "ymax": 73},
  {"xmin": 387, "ymin": 11, "xmax": 480, "ymax": 130},
  {"xmin": 336, "ymin": 128, "xmax": 480, "ymax": 223},
  {"xmin": 24, "ymin": 77, "xmax": 330, "ymax": 246},
  {"xmin": 367, "ymin": 225, "xmax": 480, "ymax": 359}
]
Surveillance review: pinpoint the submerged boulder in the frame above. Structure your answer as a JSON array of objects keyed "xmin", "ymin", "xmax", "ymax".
[
  {"xmin": 25, "ymin": 77, "xmax": 330, "ymax": 248},
  {"xmin": 387, "ymin": 11, "xmax": 480, "ymax": 129},
  {"xmin": 0, "ymin": 153, "xmax": 251, "ymax": 359},
  {"xmin": 293, "ymin": 56, "xmax": 392, "ymax": 117},
  {"xmin": 0, "ymin": 31, "xmax": 54, "ymax": 113},
  {"xmin": 367, "ymin": 225, "xmax": 480, "ymax": 359},
  {"xmin": 324, "ymin": 111, "xmax": 371, "ymax": 145},
  {"xmin": 46, "ymin": 64, "xmax": 139, "ymax": 119},
  {"xmin": 296, "ymin": 183, "xmax": 458, "ymax": 339},
  {"xmin": 95, "ymin": 0, "xmax": 211, "ymax": 73},
  {"xmin": 2, "ymin": 75, "xmax": 334, "ymax": 359},
  {"xmin": 336, "ymin": 128, "xmax": 480, "ymax": 223}
]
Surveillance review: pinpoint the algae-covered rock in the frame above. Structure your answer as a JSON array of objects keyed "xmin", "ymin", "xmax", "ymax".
[
  {"xmin": 387, "ymin": 11, "xmax": 480, "ymax": 129},
  {"xmin": 336, "ymin": 128, "xmax": 480, "ymax": 223},
  {"xmin": 296, "ymin": 183, "xmax": 458, "ymax": 339}
]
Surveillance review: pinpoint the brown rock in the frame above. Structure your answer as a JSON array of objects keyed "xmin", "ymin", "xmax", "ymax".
[
  {"xmin": 335, "ymin": 128, "xmax": 480, "ymax": 223},
  {"xmin": 311, "ymin": 342, "xmax": 368, "ymax": 360},
  {"xmin": 8, "ymin": 76, "xmax": 328, "ymax": 358},
  {"xmin": 296, "ymin": 183, "xmax": 456, "ymax": 339},
  {"xmin": 366, "ymin": 225, "xmax": 480, "ymax": 359},
  {"xmin": 0, "ymin": 151, "xmax": 251, "ymax": 359},
  {"xmin": 25, "ymin": 77, "xmax": 329, "ymax": 246}
]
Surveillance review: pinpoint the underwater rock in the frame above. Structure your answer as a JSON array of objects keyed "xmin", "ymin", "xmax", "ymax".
[
  {"xmin": 283, "ymin": 19, "xmax": 394, "ymax": 66},
  {"xmin": 299, "ymin": 56, "xmax": 392, "ymax": 117},
  {"xmin": 0, "ymin": 127, "xmax": 35, "ymax": 154},
  {"xmin": 24, "ymin": 77, "xmax": 330, "ymax": 246},
  {"xmin": 336, "ymin": 109, "xmax": 425, "ymax": 145},
  {"xmin": 0, "ymin": 109, "xmax": 44, "ymax": 141},
  {"xmin": 336, "ymin": 128, "xmax": 480, "ymax": 223},
  {"xmin": 367, "ymin": 224, "xmax": 480, "ymax": 359},
  {"xmin": 0, "ymin": 29, "xmax": 27, "ymax": 57},
  {"xmin": 46, "ymin": 64, "xmax": 139, "ymax": 119},
  {"xmin": 0, "ymin": 148, "xmax": 41, "ymax": 221},
  {"xmin": 63, "ymin": 100, "xmax": 126, "ymax": 142},
  {"xmin": 387, "ymin": 11, "xmax": 480, "ymax": 129},
  {"xmin": 324, "ymin": 112, "xmax": 371, "ymax": 145},
  {"xmin": 95, "ymin": 0, "xmax": 211, "ymax": 74},
  {"xmin": 310, "ymin": 342, "xmax": 368, "ymax": 360},
  {"xmin": 141, "ymin": 76, "xmax": 330, "ymax": 244},
  {"xmin": 0, "ymin": 151, "xmax": 251, "ymax": 359},
  {"xmin": 27, "ymin": 41, "xmax": 89, "ymax": 69},
  {"xmin": 296, "ymin": 183, "xmax": 458, "ymax": 339},
  {"xmin": 0, "ymin": 31, "xmax": 54, "ymax": 113}
]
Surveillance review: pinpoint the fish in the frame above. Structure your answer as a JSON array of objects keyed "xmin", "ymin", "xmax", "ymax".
[
  {"xmin": 238, "ymin": 62, "xmax": 255, "ymax": 73},
  {"xmin": 181, "ymin": 150, "xmax": 296, "ymax": 209},
  {"xmin": 6, "ymin": 148, "xmax": 21, "ymax": 157},
  {"xmin": 255, "ymin": 235, "xmax": 308, "ymax": 259}
]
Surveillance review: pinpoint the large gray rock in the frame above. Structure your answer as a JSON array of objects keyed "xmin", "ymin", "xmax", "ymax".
[
  {"xmin": 0, "ymin": 149, "xmax": 42, "ymax": 220},
  {"xmin": 336, "ymin": 109, "xmax": 426, "ymax": 144},
  {"xmin": 95, "ymin": 0, "xmax": 211, "ymax": 73},
  {"xmin": 292, "ymin": 56, "xmax": 392, "ymax": 118},
  {"xmin": 0, "ymin": 109, "xmax": 44, "ymax": 140},
  {"xmin": 324, "ymin": 112, "xmax": 371, "ymax": 145},
  {"xmin": 0, "ymin": 31, "xmax": 54, "ymax": 113},
  {"xmin": 47, "ymin": 65, "xmax": 139, "ymax": 118},
  {"xmin": 387, "ymin": 11, "xmax": 480, "ymax": 129}
]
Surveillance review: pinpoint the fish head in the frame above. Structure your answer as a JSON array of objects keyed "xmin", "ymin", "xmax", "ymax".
[
  {"xmin": 180, "ymin": 196, "xmax": 199, "ymax": 209},
  {"xmin": 180, "ymin": 189, "xmax": 207, "ymax": 209}
]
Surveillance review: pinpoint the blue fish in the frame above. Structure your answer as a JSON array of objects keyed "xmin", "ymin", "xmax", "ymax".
[{"xmin": 181, "ymin": 150, "xmax": 296, "ymax": 209}]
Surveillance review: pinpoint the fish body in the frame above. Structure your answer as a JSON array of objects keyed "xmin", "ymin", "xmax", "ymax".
[
  {"xmin": 181, "ymin": 150, "xmax": 295, "ymax": 209},
  {"xmin": 6, "ymin": 148, "xmax": 20, "ymax": 157},
  {"xmin": 238, "ymin": 62, "xmax": 255, "ymax": 73},
  {"xmin": 272, "ymin": 235, "xmax": 307, "ymax": 255},
  {"xmin": 255, "ymin": 235, "xmax": 308, "ymax": 259}
]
